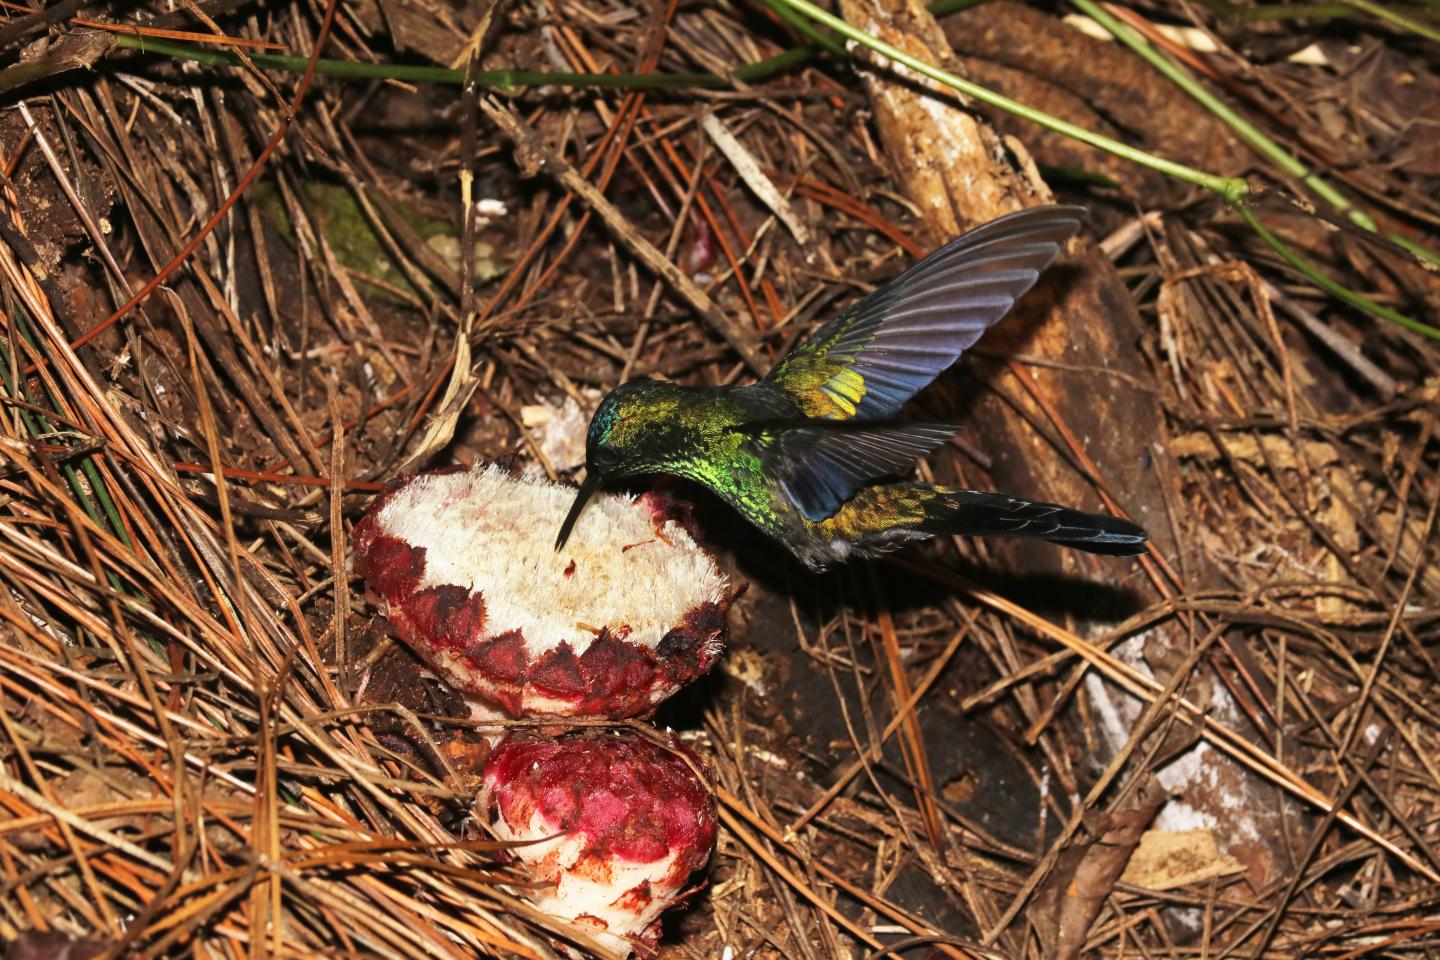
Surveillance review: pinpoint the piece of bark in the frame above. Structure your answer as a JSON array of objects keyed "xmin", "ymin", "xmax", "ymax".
[
  {"xmin": 376, "ymin": 0, "xmax": 465, "ymax": 65},
  {"xmin": 0, "ymin": 30, "xmax": 112, "ymax": 97},
  {"xmin": 839, "ymin": 0, "xmax": 1030, "ymax": 248}
]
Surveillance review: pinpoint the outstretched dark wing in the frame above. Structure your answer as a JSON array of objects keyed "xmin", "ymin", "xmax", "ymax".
[
  {"xmin": 765, "ymin": 206, "xmax": 1084, "ymax": 421},
  {"xmin": 746, "ymin": 420, "xmax": 959, "ymax": 521}
]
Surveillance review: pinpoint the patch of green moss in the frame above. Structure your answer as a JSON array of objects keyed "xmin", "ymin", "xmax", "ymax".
[{"xmin": 256, "ymin": 181, "xmax": 504, "ymax": 303}]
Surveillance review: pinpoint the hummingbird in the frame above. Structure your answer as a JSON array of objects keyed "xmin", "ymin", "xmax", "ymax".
[{"xmin": 555, "ymin": 205, "xmax": 1148, "ymax": 571}]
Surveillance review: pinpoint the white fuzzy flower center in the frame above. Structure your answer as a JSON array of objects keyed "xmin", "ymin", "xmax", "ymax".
[{"xmin": 376, "ymin": 466, "xmax": 727, "ymax": 656}]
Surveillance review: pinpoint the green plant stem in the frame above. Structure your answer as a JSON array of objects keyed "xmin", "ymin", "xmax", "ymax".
[
  {"xmin": 926, "ymin": 0, "xmax": 993, "ymax": 13},
  {"xmin": 115, "ymin": 31, "xmax": 843, "ymax": 88},
  {"xmin": 760, "ymin": 0, "xmax": 984, "ymax": 62},
  {"xmin": 114, "ymin": 34, "xmax": 733, "ymax": 87},
  {"xmin": 2, "ymin": 311, "xmax": 134, "ymax": 543},
  {"xmin": 757, "ymin": 0, "xmax": 988, "ymax": 59},
  {"xmin": 1340, "ymin": 0, "xmax": 1440, "ymax": 38},
  {"xmin": 736, "ymin": 43, "xmax": 826, "ymax": 82},
  {"xmin": 767, "ymin": 0, "xmax": 1248, "ymax": 202},
  {"xmin": 116, "ymin": 0, "xmax": 991, "ymax": 89},
  {"xmin": 1070, "ymin": 0, "xmax": 1365, "ymax": 222},
  {"xmin": 1238, "ymin": 204, "xmax": 1440, "ymax": 340},
  {"xmin": 1071, "ymin": 0, "xmax": 1440, "ymax": 267},
  {"xmin": 1199, "ymin": 0, "xmax": 1360, "ymax": 20},
  {"xmin": 756, "ymin": 0, "xmax": 849, "ymax": 58},
  {"xmin": 1198, "ymin": 0, "xmax": 1440, "ymax": 22}
]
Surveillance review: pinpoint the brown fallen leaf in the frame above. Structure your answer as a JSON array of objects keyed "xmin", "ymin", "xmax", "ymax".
[
  {"xmin": 1119, "ymin": 828, "xmax": 1246, "ymax": 892},
  {"xmin": 1032, "ymin": 778, "xmax": 1165, "ymax": 960}
]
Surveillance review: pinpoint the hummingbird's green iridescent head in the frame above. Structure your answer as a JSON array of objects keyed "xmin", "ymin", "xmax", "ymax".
[
  {"xmin": 581, "ymin": 386, "xmax": 628, "ymax": 473},
  {"xmin": 555, "ymin": 381, "xmax": 674, "ymax": 550}
]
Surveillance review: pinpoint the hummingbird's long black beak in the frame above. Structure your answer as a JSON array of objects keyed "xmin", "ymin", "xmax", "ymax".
[{"xmin": 555, "ymin": 471, "xmax": 602, "ymax": 551}]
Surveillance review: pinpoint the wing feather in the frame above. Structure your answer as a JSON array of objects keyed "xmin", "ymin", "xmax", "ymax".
[
  {"xmin": 749, "ymin": 421, "xmax": 959, "ymax": 521},
  {"xmin": 766, "ymin": 206, "xmax": 1084, "ymax": 420}
]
